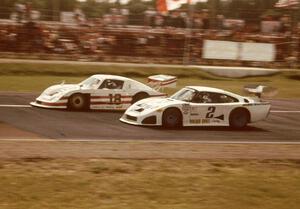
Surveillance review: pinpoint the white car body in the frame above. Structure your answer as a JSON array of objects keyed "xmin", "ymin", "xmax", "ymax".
[
  {"xmin": 120, "ymin": 86, "xmax": 271, "ymax": 128},
  {"xmin": 30, "ymin": 75, "xmax": 166, "ymax": 110}
]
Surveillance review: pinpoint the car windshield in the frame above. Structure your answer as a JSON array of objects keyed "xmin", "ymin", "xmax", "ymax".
[
  {"xmin": 170, "ymin": 88, "xmax": 195, "ymax": 102},
  {"xmin": 79, "ymin": 77, "xmax": 101, "ymax": 89}
]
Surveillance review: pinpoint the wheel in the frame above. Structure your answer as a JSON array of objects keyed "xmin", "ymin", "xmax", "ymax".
[
  {"xmin": 68, "ymin": 94, "xmax": 88, "ymax": 111},
  {"xmin": 162, "ymin": 108, "xmax": 182, "ymax": 128},
  {"xmin": 229, "ymin": 108, "xmax": 249, "ymax": 128},
  {"xmin": 131, "ymin": 92, "xmax": 149, "ymax": 104}
]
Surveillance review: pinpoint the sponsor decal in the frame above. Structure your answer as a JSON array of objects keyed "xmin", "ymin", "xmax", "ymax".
[
  {"xmin": 190, "ymin": 119, "xmax": 200, "ymax": 124},
  {"xmin": 182, "ymin": 104, "xmax": 190, "ymax": 114},
  {"xmin": 211, "ymin": 119, "xmax": 221, "ymax": 123},
  {"xmin": 214, "ymin": 114, "xmax": 224, "ymax": 121},
  {"xmin": 201, "ymin": 119, "xmax": 210, "ymax": 124},
  {"xmin": 190, "ymin": 118, "xmax": 210, "ymax": 124}
]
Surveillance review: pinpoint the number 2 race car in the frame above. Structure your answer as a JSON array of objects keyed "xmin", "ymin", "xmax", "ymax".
[
  {"xmin": 120, "ymin": 86, "xmax": 271, "ymax": 128},
  {"xmin": 30, "ymin": 75, "xmax": 166, "ymax": 111}
]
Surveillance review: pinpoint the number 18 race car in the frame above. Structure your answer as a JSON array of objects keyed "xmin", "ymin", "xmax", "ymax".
[
  {"xmin": 120, "ymin": 86, "xmax": 271, "ymax": 128},
  {"xmin": 30, "ymin": 75, "xmax": 166, "ymax": 111}
]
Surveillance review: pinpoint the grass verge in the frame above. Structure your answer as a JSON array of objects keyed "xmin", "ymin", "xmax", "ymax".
[{"xmin": 0, "ymin": 159, "xmax": 299, "ymax": 209}]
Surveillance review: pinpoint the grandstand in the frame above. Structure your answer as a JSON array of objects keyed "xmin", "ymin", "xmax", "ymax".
[{"xmin": 0, "ymin": 1, "xmax": 299, "ymax": 68}]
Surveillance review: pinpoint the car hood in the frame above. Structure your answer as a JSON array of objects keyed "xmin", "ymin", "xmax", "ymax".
[
  {"xmin": 43, "ymin": 84, "xmax": 79, "ymax": 96},
  {"xmin": 130, "ymin": 97, "xmax": 184, "ymax": 112},
  {"xmin": 37, "ymin": 84, "xmax": 80, "ymax": 101}
]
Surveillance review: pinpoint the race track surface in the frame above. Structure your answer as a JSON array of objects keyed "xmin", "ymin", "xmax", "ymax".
[{"xmin": 0, "ymin": 92, "xmax": 299, "ymax": 142}]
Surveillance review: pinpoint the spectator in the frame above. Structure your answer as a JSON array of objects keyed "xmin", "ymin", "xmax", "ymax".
[
  {"xmin": 0, "ymin": 8, "xmax": 299, "ymax": 67},
  {"xmin": 110, "ymin": 8, "xmax": 118, "ymax": 25},
  {"xmin": 279, "ymin": 15, "xmax": 291, "ymax": 35},
  {"xmin": 202, "ymin": 10, "xmax": 210, "ymax": 29},
  {"xmin": 15, "ymin": 2, "xmax": 25, "ymax": 23},
  {"xmin": 144, "ymin": 7, "xmax": 156, "ymax": 27},
  {"xmin": 215, "ymin": 15, "xmax": 225, "ymax": 30},
  {"xmin": 166, "ymin": 11, "xmax": 186, "ymax": 28},
  {"xmin": 25, "ymin": 2, "xmax": 32, "ymax": 21},
  {"xmin": 153, "ymin": 15, "xmax": 165, "ymax": 28},
  {"xmin": 192, "ymin": 12, "xmax": 203, "ymax": 29},
  {"xmin": 120, "ymin": 8, "xmax": 129, "ymax": 26},
  {"xmin": 74, "ymin": 7, "xmax": 86, "ymax": 25}
]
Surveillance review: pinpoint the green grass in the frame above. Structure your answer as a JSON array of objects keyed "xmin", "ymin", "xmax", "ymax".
[
  {"xmin": 0, "ymin": 159, "xmax": 299, "ymax": 209},
  {"xmin": 0, "ymin": 63, "xmax": 223, "ymax": 79},
  {"xmin": 0, "ymin": 63, "xmax": 299, "ymax": 98}
]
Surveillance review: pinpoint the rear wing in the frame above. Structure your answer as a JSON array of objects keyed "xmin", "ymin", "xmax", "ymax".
[
  {"xmin": 148, "ymin": 74, "xmax": 177, "ymax": 91},
  {"xmin": 244, "ymin": 84, "xmax": 278, "ymax": 98}
]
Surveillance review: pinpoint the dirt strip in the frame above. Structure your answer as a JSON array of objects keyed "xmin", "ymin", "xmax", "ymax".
[{"xmin": 0, "ymin": 140, "xmax": 300, "ymax": 160}]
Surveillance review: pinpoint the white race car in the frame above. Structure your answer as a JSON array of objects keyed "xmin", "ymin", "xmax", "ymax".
[
  {"xmin": 30, "ymin": 75, "xmax": 166, "ymax": 110},
  {"xmin": 120, "ymin": 86, "xmax": 271, "ymax": 128}
]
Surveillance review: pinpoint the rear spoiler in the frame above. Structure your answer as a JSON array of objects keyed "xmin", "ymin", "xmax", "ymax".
[
  {"xmin": 243, "ymin": 84, "xmax": 278, "ymax": 98},
  {"xmin": 148, "ymin": 74, "xmax": 177, "ymax": 91}
]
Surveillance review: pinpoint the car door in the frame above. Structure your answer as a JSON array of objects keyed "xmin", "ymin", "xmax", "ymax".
[
  {"xmin": 188, "ymin": 92, "xmax": 235, "ymax": 126},
  {"xmin": 90, "ymin": 79, "xmax": 127, "ymax": 110}
]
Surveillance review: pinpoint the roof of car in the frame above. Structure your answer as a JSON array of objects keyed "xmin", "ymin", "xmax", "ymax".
[
  {"xmin": 92, "ymin": 74, "xmax": 132, "ymax": 81},
  {"xmin": 187, "ymin": 86, "xmax": 228, "ymax": 93},
  {"xmin": 91, "ymin": 74, "xmax": 154, "ymax": 91},
  {"xmin": 186, "ymin": 86, "xmax": 243, "ymax": 98}
]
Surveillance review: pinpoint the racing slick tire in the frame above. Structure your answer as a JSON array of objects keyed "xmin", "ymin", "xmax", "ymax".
[
  {"xmin": 131, "ymin": 92, "xmax": 149, "ymax": 104},
  {"xmin": 162, "ymin": 108, "xmax": 182, "ymax": 129},
  {"xmin": 229, "ymin": 108, "xmax": 250, "ymax": 129},
  {"xmin": 68, "ymin": 93, "xmax": 89, "ymax": 111}
]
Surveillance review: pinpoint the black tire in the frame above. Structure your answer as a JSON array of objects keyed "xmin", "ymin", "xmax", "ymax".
[
  {"xmin": 131, "ymin": 92, "xmax": 149, "ymax": 104},
  {"xmin": 229, "ymin": 108, "xmax": 250, "ymax": 128},
  {"xmin": 162, "ymin": 108, "xmax": 182, "ymax": 129},
  {"xmin": 68, "ymin": 93, "xmax": 88, "ymax": 111}
]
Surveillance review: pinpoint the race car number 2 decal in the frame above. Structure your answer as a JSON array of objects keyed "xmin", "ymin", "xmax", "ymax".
[{"xmin": 206, "ymin": 106, "xmax": 216, "ymax": 118}]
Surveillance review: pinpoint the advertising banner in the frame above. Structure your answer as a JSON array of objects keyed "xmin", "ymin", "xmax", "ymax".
[
  {"xmin": 203, "ymin": 40, "xmax": 275, "ymax": 62},
  {"xmin": 203, "ymin": 40, "xmax": 239, "ymax": 60},
  {"xmin": 241, "ymin": 42, "xmax": 275, "ymax": 62}
]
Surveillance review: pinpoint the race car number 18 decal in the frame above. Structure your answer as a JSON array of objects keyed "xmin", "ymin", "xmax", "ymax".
[
  {"xmin": 206, "ymin": 106, "xmax": 216, "ymax": 118},
  {"xmin": 109, "ymin": 94, "xmax": 121, "ymax": 104}
]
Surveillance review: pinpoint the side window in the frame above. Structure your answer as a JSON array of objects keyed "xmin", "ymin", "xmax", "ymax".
[
  {"xmin": 99, "ymin": 79, "xmax": 124, "ymax": 90},
  {"xmin": 191, "ymin": 92, "xmax": 238, "ymax": 103},
  {"xmin": 210, "ymin": 93, "xmax": 238, "ymax": 103},
  {"xmin": 191, "ymin": 92, "xmax": 213, "ymax": 103}
]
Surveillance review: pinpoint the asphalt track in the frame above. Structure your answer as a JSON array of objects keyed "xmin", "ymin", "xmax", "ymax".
[{"xmin": 0, "ymin": 92, "xmax": 299, "ymax": 142}]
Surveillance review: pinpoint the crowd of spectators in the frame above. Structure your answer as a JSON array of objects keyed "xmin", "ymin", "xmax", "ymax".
[{"xmin": 0, "ymin": 5, "xmax": 299, "ymax": 67}]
